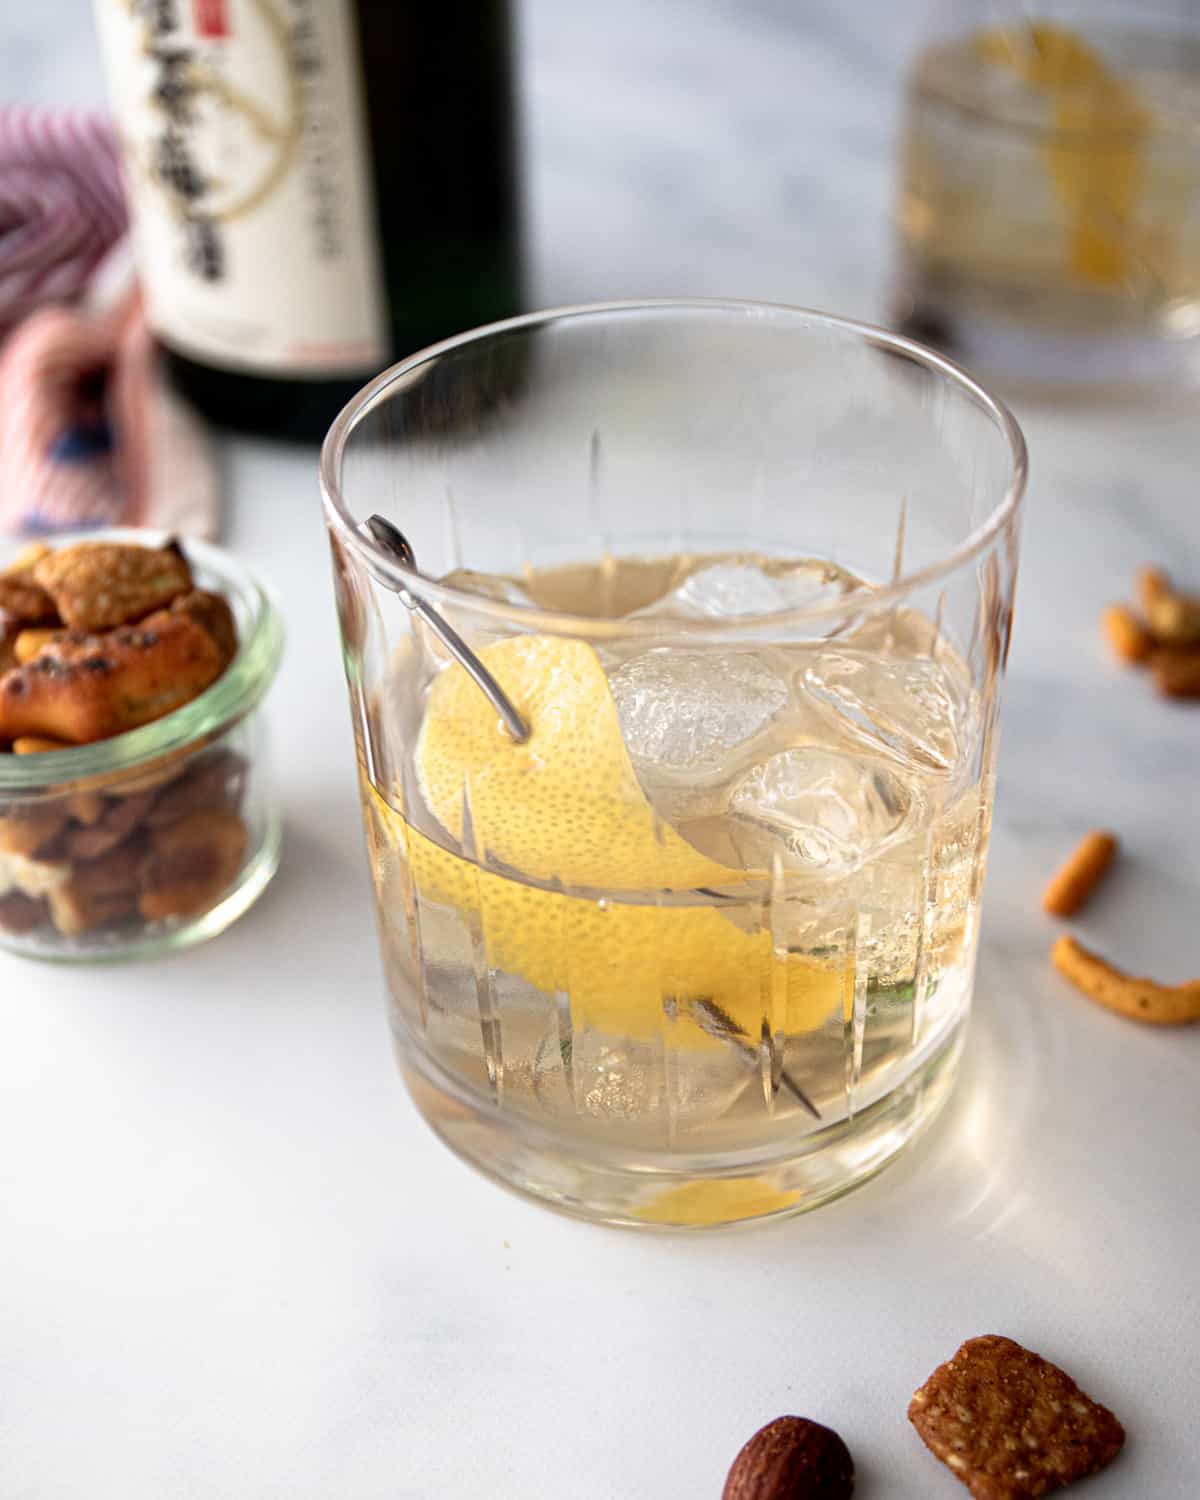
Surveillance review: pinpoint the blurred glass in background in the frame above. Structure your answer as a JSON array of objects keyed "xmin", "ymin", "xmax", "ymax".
[{"xmin": 893, "ymin": 1, "xmax": 1200, "ymax": 393}]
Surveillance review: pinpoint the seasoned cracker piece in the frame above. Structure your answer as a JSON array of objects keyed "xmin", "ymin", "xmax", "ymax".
[
  {"xmin": 14, "ymin": 628, "xmax": 65, "ymax": 665},
  {"xmin": 170, "ymin": 590, "xmax": 238, "ymax": 668},
  {"xmin": 0, "ymin": 611, "xmax": 224, "ymax": 744},
  {"xmin": 1052, "ymin": 935, "xmax": 1200, "ymax": 1025},
  {"xmin": 32, "ymin": 541, "xmax": 192, "ymax": 631},
  {"xmin": 909, "ymin": 1335, "xmax": 1124, "ymax": 1499},
  {"xmin": 2, "ymin": 541, "xmax": 57, "ymax": 626},
  {"xmin": 0, "ymin": 573, "xmax": 57, "ymax": 626}
]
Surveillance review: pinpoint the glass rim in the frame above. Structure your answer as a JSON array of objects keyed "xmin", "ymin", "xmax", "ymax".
[
  {"xmin": 919, "ymin": 8, "xmax": 1200, "ymax": 145},
  {"xmin": 916, "ymin": 76, "xmax": 1198, "ymax": 145},
  {"xmin": 320, "ymin": 298, "xmax": 1028, "ymax": 638},
  {"xmin": 0, "ymin": 528, "xmax": 284, "ymax": 794}
]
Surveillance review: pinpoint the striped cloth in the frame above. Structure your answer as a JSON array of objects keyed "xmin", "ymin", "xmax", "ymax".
[
  {"xmin": 0, "ymin": 106, "xmax": 218, "ymax": 539},
  {"xmin": 0, "ymin": 107, "xmax": 126, "ymax": 338}
]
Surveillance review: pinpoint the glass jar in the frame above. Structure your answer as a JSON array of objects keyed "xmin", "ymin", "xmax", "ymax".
[{"xmin": 0, "ymin": 530, "xmax": 283, "ymax": 960}]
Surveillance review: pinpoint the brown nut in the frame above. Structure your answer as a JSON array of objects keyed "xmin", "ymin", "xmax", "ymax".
[
  {"xmin": 1136, "ymin": 563, "xmax": 1171, "ymax": 615},
  {"xmin": 101, "ymin": 790, "xmax": 154, "ymax": 836},
  {"xmin": 171, "ymin": 590, "xmax": 238, "ymax": 668},
  {"xmin": 138, "ymin": 810, "xmax": 248, "ymax": 921},
  {"xmin": 1100, "ymin": 604, "xmax": 1149, "ymax": 665},
  {"xmin": 144, "ymin": 749, "xmax": 247, "ymax": 828},
  {"xmin": 1147, "ymin": 591, "xmax": 1200, "ymax": 646},
  {"xmin": 722, "ymin": 1417, "xmax": 855, "ymax": 1500},
  {"xmin": 0, "ymin": 890, "xmax": 50, "ymax": 934},
  {"xmin": 0, "ymin": 847, "xmax": 71, "ymax": 900},
  {"xmin": 66, "ymin": 791, "xmax": 107, "ymax": 826},
  {"xmin": 0, "ymin": 611, "xmax": 225, "ymax": 744},
  {"xmin": 32, "ymin": 540, "xmax": 193, "ymax": 631},
  {"xmin": 0, "ymin": 802, "xmax": 68, "ymax": 857},
  {"xmin": 64, "ymin": 824, "xmax": 128, "ymax": 862},
  {"xmin": 46, "ymin": 840, "xmax": 144, "ymax": 936},
  {"xmin": 64, "ymin": 793, "xmax": 154, "ymax": 861},
  {"xmin": 1150, "ymin": 646, "xmax": 1200, "ymax": 699},
  {"xmin": 0, "ymin": 627, "xmax": 18, "ymax": 674}
]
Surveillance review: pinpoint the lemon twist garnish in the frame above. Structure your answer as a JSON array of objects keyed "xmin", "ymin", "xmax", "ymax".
[
  {"xmin": 374, "ymin": 636, "xmax": 853, "ymax": 1047},
  {"xmin": 976, "ymin": 22, "xmax": 1149, "ymax": 287},
  {"xmin": 415, "ymin": 634, "xmax": 739, "ymax": 891}
]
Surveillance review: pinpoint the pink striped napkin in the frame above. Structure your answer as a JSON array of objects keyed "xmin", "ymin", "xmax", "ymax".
[{"xmin": 0, "ymin": 106, "xmax": 219, "ymax": 540}]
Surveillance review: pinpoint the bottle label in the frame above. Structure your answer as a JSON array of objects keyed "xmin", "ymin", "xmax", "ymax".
[{"xmin": 95, "ymin": 0, "xmax": 388, "ymax": 376}]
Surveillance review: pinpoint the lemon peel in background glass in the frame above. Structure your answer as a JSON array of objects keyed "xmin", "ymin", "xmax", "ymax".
[{"xmin": 975, "ymin": 21, "xmax": 1149, "ymax": 287}]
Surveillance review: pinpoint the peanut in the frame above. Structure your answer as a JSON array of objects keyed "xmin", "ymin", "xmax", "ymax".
[
  {"xmin": 1147, "ymin": 592, "xmax": 1200, "ymax": 646},
  {"xmin": 1150, "ymin": 647, "xmax": 1200, "ymax": 699},
  {"xmin": 1136, "ymin": 564, "xmax": 1171, "ymax": 616}
]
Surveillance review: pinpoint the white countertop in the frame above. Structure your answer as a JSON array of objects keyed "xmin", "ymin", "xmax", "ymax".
[{"xmin": 3, "ymin": 4, "xmax": 1198, "ymax": 1497}]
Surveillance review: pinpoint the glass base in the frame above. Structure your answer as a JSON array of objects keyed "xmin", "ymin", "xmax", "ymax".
[{"xmin": 398, "ymin": 1017, "xmax": 966, "ymax": 1230}]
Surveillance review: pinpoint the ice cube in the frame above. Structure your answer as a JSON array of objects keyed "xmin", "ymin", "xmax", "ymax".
[
  {"xmin": 798, "ymin": 647, "xmax": 972, "ymax": 774},
  {"xmin": 634, "ymin": 555, "xmax": 861, "ymax": 620},
  {"xmin": 608, "ymin": 648, "xmax": 791, "ymax": 819},
  {"xmin": 729, "ymin": 746, "xmax": 912, "ymax": 872}
]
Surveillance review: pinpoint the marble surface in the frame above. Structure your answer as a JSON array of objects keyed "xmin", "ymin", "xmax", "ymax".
[{"xmin": 2, "ymin": 4, "xmax": 1199, "ymax": 1498}]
